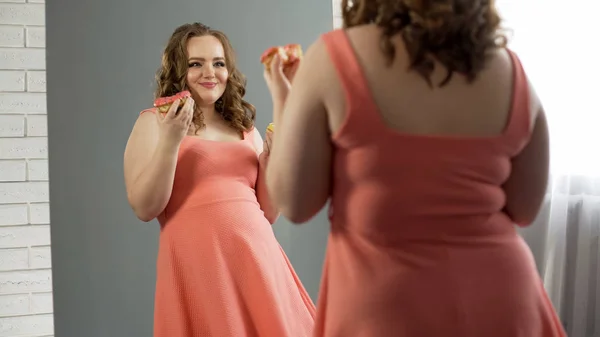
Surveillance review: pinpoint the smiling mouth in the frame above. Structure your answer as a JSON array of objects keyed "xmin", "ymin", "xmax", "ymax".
[{"xmin": 200, "ymin": 83, "xmax": 217, "ymax": 88}]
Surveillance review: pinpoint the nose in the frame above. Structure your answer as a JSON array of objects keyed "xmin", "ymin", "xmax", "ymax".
[{"xmin": 202, "ymin": 64, "xmax": 215, "ymax": 78}]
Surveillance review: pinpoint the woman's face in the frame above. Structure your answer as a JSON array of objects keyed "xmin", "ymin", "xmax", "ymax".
[{"xmin": 186, "ymin": 35, "xmax": 229, "ymax": 106}]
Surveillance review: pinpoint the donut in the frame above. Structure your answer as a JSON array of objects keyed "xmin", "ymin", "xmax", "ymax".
[
  {"xmin": 153, "ymin": 90, "xmax": 192, "ymax": 114},
  {"xmin": 283, "ymin": 44, "xmax": 303, "ymax": 65},
  {"xmin": 260, "ymin": 44, "xmax": 303, "ymax": 71},
  {"xmin": 260, "ymin": 47, "xmax": 287, "ymax": 70}
]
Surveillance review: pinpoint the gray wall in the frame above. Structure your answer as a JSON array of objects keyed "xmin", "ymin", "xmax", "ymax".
[{"xmin": 45, "ymin": 1, "xmax": 332, "ymax": 336}]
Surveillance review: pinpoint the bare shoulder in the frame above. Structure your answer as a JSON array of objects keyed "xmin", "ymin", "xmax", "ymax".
[
  {"xmin": 344, "ymin": 24, "xmax": 394, "ymax": 57},
  {"xmin": 136, "ymin": 108, "xmax": 158, "ymax": 124},
  {"xmin": 313, "ymin": 26, "xmax": 381, "ymax": 63},
  {"xmin": 499, "ymin": 49, "xmax": 542, "ymax": 130},
  {"xmin": 124, "ymin": 108, "xmax": 160, "ymax": 186},
  {"xmin": 344, "ymin": 24, "xmax": 382, "ymax": 41},
  {"xmin": 251, "ymin": 126, "xmax": 261, "ymax": 138},
  {"xmin": 294, "ymin": 34, "xmax": 335, "ymax": 99},
  {"xmin": 125, "ymin": 108, "xmax": 160, "ymax": 155},
  {"xmin": 131, "ymin": 108, "xmax": 159, "ymax": 135},
  {"xmin": 251, "ymin": 126, "xmax": 264, "ymax": 154},
  {"xmin": 302, "ymin": 35, "xmax": 329, "ymax": 73}
]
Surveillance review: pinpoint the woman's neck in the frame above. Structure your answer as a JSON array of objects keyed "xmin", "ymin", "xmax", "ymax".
[{"xmin": 197, "ymin": 104, "xmax": 218, "ymax": 122}]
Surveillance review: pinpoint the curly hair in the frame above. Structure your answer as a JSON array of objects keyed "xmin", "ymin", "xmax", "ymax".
[
  {"xmin": 341, "ymin": 0, "xmax": 507, "ymax": 87},
  {"xmin": 154, "ymin": 22, "xmax": 256, "ymax": 133}
]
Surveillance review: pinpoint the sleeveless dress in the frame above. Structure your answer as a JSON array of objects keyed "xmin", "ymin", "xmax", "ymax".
[
  {"xmin": 140, "ymin": 109, "xmax": 315, "ymax": 337},
  {"xmin": 314, "ymin": 29, "xmax": 567, "ymax": 337}
]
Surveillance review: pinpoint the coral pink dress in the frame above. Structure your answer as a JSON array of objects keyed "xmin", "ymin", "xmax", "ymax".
[
  {"xmin": 314, "ymin": 29, "xmax": 567, "ymax": 337},
  {"xmin": 140, "ymin": 110, "xmax": 315, "ymax": 337}
]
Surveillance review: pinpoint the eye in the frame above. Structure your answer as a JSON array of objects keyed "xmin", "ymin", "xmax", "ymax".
[
  {"xmin": 215, "ymin": 61, "xmax": 226, "ymax": 67},
  {"xmin": 188, "ymin": 62, "xmax": 201, "ymax": 68}
]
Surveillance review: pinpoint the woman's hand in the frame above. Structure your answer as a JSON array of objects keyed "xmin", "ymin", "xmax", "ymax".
[
  {"xmin": 156, "ymin": 96, "xmax": 195, "ymax": 146},
  {"xmin": 263, "ymin": 54, "xmax": 300, "ymax": 106},
  {"xmin": 258, "ymin": 129, "xmax": 273, "ymax": 168},
  {"xmin": 255, "ymin": 127, "xmax": 280, "ymax": 223}
]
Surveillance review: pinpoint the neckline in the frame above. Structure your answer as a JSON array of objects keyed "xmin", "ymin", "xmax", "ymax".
[
  {"xmin": 184, "ymin": 135, "xmax": 246, "ymax": 144},
  {"xmin": 183, "ymin": 129, "xmax": 247, "ymax": 144},
  {"xmin": 331, "ymin": 30, "xmax": 522, "ymax": 143}
]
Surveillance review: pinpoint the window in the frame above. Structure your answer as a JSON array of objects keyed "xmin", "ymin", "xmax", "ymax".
[
  {"xmin": 330, "ymin": 0, "xmax": 600, "ymax": 175},
  {"xmin": 332, "ymin": 0, "xmax": 342, "ymax": 28}
]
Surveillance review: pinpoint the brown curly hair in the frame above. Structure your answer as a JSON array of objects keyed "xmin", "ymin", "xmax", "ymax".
[
  {"xmin": 155, "ymin": 22, "xmax": 255, "ymax": 133},
  {"xmin": 341, "ymin": 0, "xmax": 507, "ymax": 87}
]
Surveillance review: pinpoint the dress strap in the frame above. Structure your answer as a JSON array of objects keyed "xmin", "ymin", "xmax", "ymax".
[
  {"xmin": 501, "ymin": 49, "xmax": 532, "ymax": 146},
  {"xmin": 321, "ymin": 29, "xmax": 381, "ymax": 139},
  {"xmin": 140, "ymin": 107, "xmax": 158, "ymax": 115}
]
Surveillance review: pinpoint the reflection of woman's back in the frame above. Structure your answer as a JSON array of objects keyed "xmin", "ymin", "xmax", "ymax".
[
  {"xmin": 318, "ymin": 33, "xmax": 566, "ymax": 336},
  {"xmin": 124, "ymin": 23, "xmax": 314, "ymax": 337},
  {"xmin": 308, "ymin": 8, "xmax": 566, "ymax": 337}
]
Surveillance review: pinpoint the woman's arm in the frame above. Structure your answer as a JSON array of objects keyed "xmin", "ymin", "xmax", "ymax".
[
  {"xmin": 502, "ymin": 78, "xmax": 549, "ymax": 226},
  {"xmin": 502, "ymin": 110, "xmax": 549, "ymax": 226},
  {"xmin": 265, "ymin": 38, "xmax": 332, "ymax": 224},
  {"xmin": 124, "ymin": 110, "xmax": 182, "ymax": 222},
  {"xmin": 252, "ymin": 128, "xmax": 280, "ymax": 224}
]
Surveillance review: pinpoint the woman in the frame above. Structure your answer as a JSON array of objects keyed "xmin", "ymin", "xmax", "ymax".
[
  {"xmin": 264, "ymin": 1, "xmax": 566, "ymax": 336},
  {"xmin": 124, "ymin": 22, "xmax": 315, "ymax": 337}
]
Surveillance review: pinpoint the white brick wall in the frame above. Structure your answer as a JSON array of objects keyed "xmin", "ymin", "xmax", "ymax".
[{"xmin": 0, "ymin": 1, "xmax": 53, "ymax": 336}]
